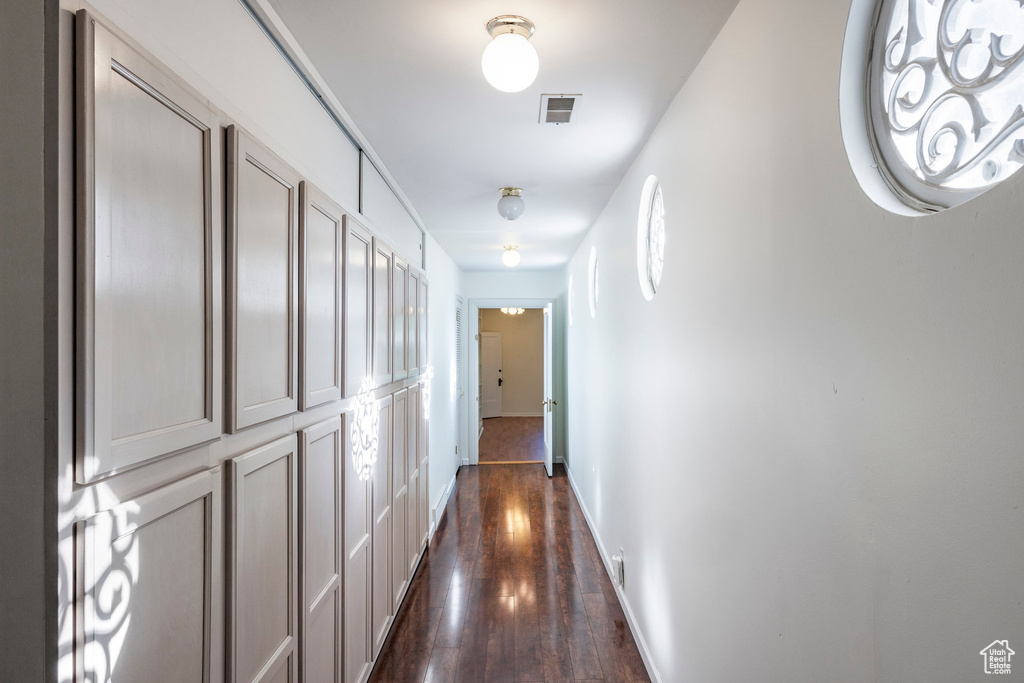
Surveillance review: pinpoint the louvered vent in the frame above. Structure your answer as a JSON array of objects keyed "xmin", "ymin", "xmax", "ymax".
[{"xmin": 539, "ymin": 94, "xmax": 581, "ymax": 124}]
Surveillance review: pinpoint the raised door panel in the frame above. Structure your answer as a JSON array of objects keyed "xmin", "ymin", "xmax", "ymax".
[
  {"xmin": 418, "ymin": 280, "xmax": 428, "ymax": 375},
  {"xmin": 406, "ymin": 384, "xmax": 420, "ymax": 575},
  {"xmin": 418, "ymin": 384, "xmax": 430, "ymax": 550},
  {"xmin": 299, "ymin": 183, "xmax": 343, "ymax": 411},
  {"xmin": 370, "ymin": 396, "xmax": 392, "ymax": 657},
  {"xmin": 343, "ymin": 217, "xmax": 373, "ymax": 399},
  {"xmin": 392, "ymin": 257, "xmax": 409, "ymax": 382},
  {"xmin": 76, "ymin": 468, "xmax": 222, "ymax": 683},
  {"xmin": 390, "ymin": 388, "xmax": 409, "ymax": 611},
  {"xmin": 227, "ymin": 125, "xmax": 299, "ymax": 432},
  {"xmin": 371, "ymin": 240, "xmax": 392, "ymax": 388},
  {"xmin": 408, "ymin": 271, "xmax": 420, "ymax": 377},
  {"xmin": 75, "ymin": 11, "xmax": 223, "ymax": 483},
  {"xmin": 228, "ymin": 435, "xmax": 298, "ymax": 683},
  {"xmin": 344, "ymin": 406, "xmax": 372, "ymax": 683},
  {"xmin": 299, "ymin": 417, "xmax": 343, "ymax": 683}
]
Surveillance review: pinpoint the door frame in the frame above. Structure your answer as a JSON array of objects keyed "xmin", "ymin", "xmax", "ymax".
[
  {"xmin": 479, "ymin": 332, "xmax": 503, "ymax": 419},
  {"xmin": 467, "ymin": 298, "xmax": 556, "ymax": 468}
]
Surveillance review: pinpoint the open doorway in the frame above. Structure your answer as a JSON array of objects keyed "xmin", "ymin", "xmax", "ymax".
[{"xmin": 478, "ymin": 307, "xmax": 545, "ymax": 465}]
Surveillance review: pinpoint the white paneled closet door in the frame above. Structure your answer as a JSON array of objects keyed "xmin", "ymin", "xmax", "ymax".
[
  {"xmin": 226, "ymin": 125, "xmax": 300, "ymax": 432},
  {"xmin": 75, "ymin": 10, "xmax": 223, "ymax": 483},
  {"xmin": 418, "ymin": 380, "xmax": 430, "ymax": 551},
  {"xmin": 298, "ymin": 183, "xmax": 344, "ymax": 411},
  {"xmin": 227, "ymin": 435, "xmax": 299, "ymax": 683},
  {"xmin": 77, "ymin": 468, "xmax": 223, "ymax": 683},
  {"xmin": 406, "ymin": 383, "xmax": 422, "ymax": 574},
  {"xmin": 343, "ymin": 217, "xmax": 374, "ymax": 399},
  {"xmin": 390, "ymin": 388, "xmax": 410, "ymax": 613},
  {"xmin": 408, "ymin": 271, "xmax": 420, "ymax": 377},
  {"xmin": 299, "ymin": 416, "xmax": 344, "ymax": 682},
  {"xmin": 344, "ymin": 408, "xmax": 373, "ymax": 683},
  {"xmin": 370, "ymin": 395, "xmax": 393, "ymax": 658},
  {"xmin": 392, "ymin": 257, "xmax": 409, "ymax": 381},
  {"xmin": 371, "ymin": 240, "xmax": 393, "ymax": 388},
  {"xmin": 419, "ymin": 280, "xmax": 429, "ymax": 374}
]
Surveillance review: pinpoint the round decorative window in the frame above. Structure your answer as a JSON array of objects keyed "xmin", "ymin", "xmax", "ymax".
[
  {"xmin": 868, "ymin": 0, "xmax": 1024, "ymax": 210},
  {"xmin": 636, "ymin": 175, "xmax": 665, "ymax": 300},
  {"xmin": 568, "ymin": 274, "xmax": 575, "ymax": 327},
  {"xmin": 587, "ymin": 247, "xmax": 599, "ymax": 319}
]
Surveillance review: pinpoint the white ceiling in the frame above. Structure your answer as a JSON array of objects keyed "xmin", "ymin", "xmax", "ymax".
[{"xmin": 266, "ymin": 0, "xmax": 739, "ymax": 271}]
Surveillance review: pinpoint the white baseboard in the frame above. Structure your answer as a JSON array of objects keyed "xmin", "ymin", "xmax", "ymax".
[
  {"xmin": 429, "ymin": 472, "xmax": 457, "ymax": 543},
  {"xmin": 500, "ymin": 412, "xmax": 543, "ymax": 418},
  {"xmin": 565, "ymin": 467, "xmax": 663, "ymax": 683},
  {"xmin": 461, "ymin": 457, "xmax": 470, "ymax": 467}
]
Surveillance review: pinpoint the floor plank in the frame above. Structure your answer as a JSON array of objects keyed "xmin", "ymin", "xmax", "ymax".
[
  {"xmin": 583, "ymin": 592, "xmax": 651, "ymax": 682},
  {"xmin": 423, "ymin": 648, "xmax": 460, "ymax": 683},
  {"xmin": 479, "ymin": 417, "xmax": 545, "ymax": 463},
  {"xmin": 367, "ymin": 463, "xmax": 649, "ymax": 682}
]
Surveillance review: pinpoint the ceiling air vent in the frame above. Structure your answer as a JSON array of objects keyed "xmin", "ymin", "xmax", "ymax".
[{"xmin": 539, "ymin": 93, "xmax": 581, "ymax": 125}]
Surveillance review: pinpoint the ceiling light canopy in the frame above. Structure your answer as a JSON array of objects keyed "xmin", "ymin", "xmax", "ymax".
[
  {"xmin": 497, "ymin": 187, "xmax": 525, "ymax": 220},
  {"xmin": 501, "ymin": 245, "xmax": 521, "ymax": 268},
  {"xmin": 481, "ymin": 16, "xmax": 539, "ymax": 93}
]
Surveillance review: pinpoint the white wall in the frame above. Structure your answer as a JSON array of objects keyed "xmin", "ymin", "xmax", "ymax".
[
  {"xmin": 481, "ymin": 308, "xmax": 544, "ymax": 417},
  {"xmin": 564, "ymin": 0, "xmax": 1024, "ymax": 681},
  {"xmin": 0, "ymin": 1, "xmax": 58, "ymax": 680},
  {"xmin": 361, "ymin": 153, "xmax": 424, "ymax": 268},
  {"xmin": 424, "ymin": 233, "xmax": 462, "ymax": 528}
]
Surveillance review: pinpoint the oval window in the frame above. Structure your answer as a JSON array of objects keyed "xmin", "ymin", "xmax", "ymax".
[
  {"xmin": 588, "ymin": 247, "xmax": 599, "ymax": 319},
  {"xmin": 866, "ymin": 0, "xmax": 1024, "ymax": 210},
  {"xmin": 636, "ymin": 175, "xmax": 665, "ymax": 300}
]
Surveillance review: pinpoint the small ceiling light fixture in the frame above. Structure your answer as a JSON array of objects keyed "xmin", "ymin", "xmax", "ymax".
[
  {"xmin": 497, "ymin": 187, "xmax": 525, "ymax": 220},
  {"xmin": 501, "ymin": 307, "xmax": 526, "ymax": 315},
  {"xmin": 481, "ymin": 15, "xmax": 539, "ymax": 93},
  {"xmin": 501, "ymin": 245, "xmax": 521, "ymax": 268}
]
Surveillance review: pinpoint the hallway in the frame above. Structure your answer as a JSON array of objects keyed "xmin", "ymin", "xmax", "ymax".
[
  {"xmin": 479, "ymin": 417, "xmax": 545, "ymax": 463},
  {"xmin": 368, "ymin": 464, "xmax": 649, "ymax": 682}
]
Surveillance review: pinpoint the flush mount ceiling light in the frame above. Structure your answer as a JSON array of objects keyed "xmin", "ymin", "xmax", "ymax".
[
  {"xmin": 501, "ymin": 245, "xmax": 521, "ymax": 268},
  {"xmin": 500, "ymin": 307, "xmax": 526, "ymax": 315},
  {"xmin": 481, "ymin": 16, "xmax": 539, "ymax": 93},
  {"xmin": 497, "ymin": 187, "xmax": 525, "ymax": 220}
]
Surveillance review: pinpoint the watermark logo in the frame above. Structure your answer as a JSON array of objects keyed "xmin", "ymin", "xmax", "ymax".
[{"xmin": 980, "ymin": 640, "xmax": 1014, "ymax": 675}]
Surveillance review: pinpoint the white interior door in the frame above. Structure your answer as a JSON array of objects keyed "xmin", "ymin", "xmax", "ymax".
[
  {"xmin": 543, "ymin": 304, "xmax": 553, "ymax": 477},
  {"xmin": 480, "ymin": 332, "xmax": 502, "ymax": 419}
]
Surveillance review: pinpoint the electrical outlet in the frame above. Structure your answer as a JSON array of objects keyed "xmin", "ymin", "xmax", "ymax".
[{"xmin": 611, "ymin": 548, "xmax": 625, "ymax": 588}]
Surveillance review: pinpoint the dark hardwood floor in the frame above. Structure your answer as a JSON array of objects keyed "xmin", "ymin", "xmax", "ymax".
[
  {"xmin": 478, "ymin": 417, "xmax": 545, "ymax": 463},
  {"xmin": 368, "ymin": 463, "xmax": 650, "ymax": 683}
]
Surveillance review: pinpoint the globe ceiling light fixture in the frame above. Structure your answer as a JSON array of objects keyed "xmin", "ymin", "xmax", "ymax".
[
  {"xmin": 501, "ymin": 245, "xmax": 521, "ymax": 268},
  {"xmin": 481, "ymin": 15, "xmax": 539, "ymax": 93},
  {"xmin": 501, "ymin": 307, "xmax": 525, "ymax": 315},
  {"xmin": 497, "ymin": 187, "xmax": 525, "ymax": 220}
]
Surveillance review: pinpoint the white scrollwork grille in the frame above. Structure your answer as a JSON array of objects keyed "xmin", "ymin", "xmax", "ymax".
[
  {"xmin": 646, "ymin": 183, "xmax": 665, "ymax": 294},
  {"xmin": 350, "ymin": 377, "xmax": 379, "ymax": 482},
  {"xmin": 588, "ymin": 247, "xmax": 599, "ymax": 319},
  {"xmin": 636, "ymin": 175, "xmax": 665, "ymax": 300},
  {"xmin": 870, "ymin": 0, "xmax": 1024, "ymax": 209}
]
